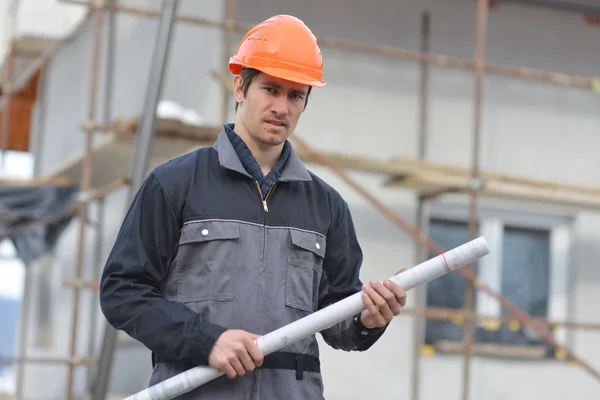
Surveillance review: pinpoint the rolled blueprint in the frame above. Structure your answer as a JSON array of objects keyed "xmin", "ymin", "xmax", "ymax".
[{"xmin": 125, "ymin": 236, "xmax": 490, "ymax": 400}]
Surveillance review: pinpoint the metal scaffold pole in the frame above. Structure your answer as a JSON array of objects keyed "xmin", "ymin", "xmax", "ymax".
[
  {"xmin": 91, "ymin": 1, "xmax": 180, "ymax": 399},
  {"xmin": 460, "ymin": 1, "xmax": 489, "ymax": 399},
  {"xmin": 66, "ymin": 3, "xmax": 105, "ymax": 399},
  {"xmin": 410, "ymin": 10, "xmax": 431, "ymax": 400},
  {"xmin": 87, "ymin": 0, "xmax": 117, "ymax": 393}
]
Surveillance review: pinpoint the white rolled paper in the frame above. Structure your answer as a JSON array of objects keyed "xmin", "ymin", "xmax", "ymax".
[{"xmin": 125, "ymin": 236, "xmax": 490, "ymax": 400}]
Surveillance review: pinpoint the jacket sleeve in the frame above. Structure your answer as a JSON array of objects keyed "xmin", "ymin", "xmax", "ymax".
[
  {"xmin": 99, "ymin": 172, "xmax": 227, "ymax": 366},
  {"xmin": 318, "ymin": 199, "xmax": 389, "ymax": 352}
]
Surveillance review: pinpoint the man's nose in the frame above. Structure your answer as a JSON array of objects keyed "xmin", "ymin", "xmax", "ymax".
[{"xmin": 270, "ymin": 92, "xmax": 289, "ymax": 116}]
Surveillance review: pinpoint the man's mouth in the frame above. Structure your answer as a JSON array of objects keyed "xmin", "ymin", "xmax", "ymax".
[{"xmin": 265, "ymin": 119, "xmax": 286, "ymax": 127}]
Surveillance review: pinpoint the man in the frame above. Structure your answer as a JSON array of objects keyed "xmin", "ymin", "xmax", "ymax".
[{"xmin": 99, "ymin": 14, "xmax": 407, "ymax": 399}]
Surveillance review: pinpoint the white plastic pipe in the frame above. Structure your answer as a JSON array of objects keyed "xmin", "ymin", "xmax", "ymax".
[{"xmin": 125, "ymin": 236, "xmax": 490, "ymax": 400}]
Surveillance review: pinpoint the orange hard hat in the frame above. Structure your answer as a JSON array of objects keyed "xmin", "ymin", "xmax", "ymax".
[{"xmin": 229, "ymin": 15, "xmax": 326, "ymax": 87}]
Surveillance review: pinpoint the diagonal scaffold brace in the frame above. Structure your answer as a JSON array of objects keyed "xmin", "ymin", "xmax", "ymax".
[{"xmin": 125, "ymin": 236, "xmax": 490, "ymax": 400}]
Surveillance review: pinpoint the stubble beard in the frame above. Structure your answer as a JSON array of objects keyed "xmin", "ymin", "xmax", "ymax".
[{"xmin": 256, "ymin": 126, "xmax": 289, "ymax": 147}]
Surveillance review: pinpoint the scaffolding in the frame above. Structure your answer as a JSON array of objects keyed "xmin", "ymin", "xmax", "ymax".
[{"xmin": 1, "ymin": 0, "xmax": 600, "ymax": 399}]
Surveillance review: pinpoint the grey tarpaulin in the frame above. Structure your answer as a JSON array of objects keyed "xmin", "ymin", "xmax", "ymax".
[{"xmin": 0, "ymin": 185, "xmax": 80, "ymax": 264}]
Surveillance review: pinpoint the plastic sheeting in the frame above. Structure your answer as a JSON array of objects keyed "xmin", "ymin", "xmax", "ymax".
[{"xmin": 0, "ymin": 185, "xmax": 79, "ymax": 264}]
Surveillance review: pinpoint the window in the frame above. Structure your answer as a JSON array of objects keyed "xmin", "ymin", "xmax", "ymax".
[{"xmin": 422, "ymin": 205, "xmax": 572, "ymax": 360}]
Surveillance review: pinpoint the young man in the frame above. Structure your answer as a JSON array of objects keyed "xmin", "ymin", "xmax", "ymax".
[{"xmin": 99, "ymin": 14, "xmax": 407, "ymax": 399}]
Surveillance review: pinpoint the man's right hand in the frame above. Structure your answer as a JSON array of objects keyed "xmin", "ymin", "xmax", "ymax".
[{"xmin": 208, "ymin": 329, "xmax": 264, "ymax": 379}]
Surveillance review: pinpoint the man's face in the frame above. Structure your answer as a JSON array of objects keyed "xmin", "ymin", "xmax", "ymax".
[{"xmin": 234, "ymin": 72, "xmax": 309, "ymax": 148}]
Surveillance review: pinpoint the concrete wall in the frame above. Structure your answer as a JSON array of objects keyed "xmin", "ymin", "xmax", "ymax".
[{"xmin": 21, "ymin": 0, "xmax": 600, "ymax": 399}]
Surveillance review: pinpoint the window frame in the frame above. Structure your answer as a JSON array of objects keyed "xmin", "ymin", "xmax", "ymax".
[{"xmin": 423, "ymin": 199, "xmax": 574, "ymax": 349}]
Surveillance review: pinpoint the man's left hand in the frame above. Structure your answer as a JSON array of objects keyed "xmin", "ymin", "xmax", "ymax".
[{"xmin": 360, "ymin": 268, "xmax": 408, "ymax": 329}]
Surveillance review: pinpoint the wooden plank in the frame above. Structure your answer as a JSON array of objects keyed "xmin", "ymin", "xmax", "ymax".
[
  {"xmin": 13, "ymin": 36, "xmax": 59, "ymax": 56},
  {"xmin": 43, "ymin": 133, "xmax": 210, "ymax": 191},
  {"xmin": 111, "ymin": 117, "xmax": 414, "ymax": 176},
  {"xmin": 434, "ymin": 340, "xmax": 547, "ymax": 359},
  {"xmin": 39, "ymin": 117, "xmax": 600, "ymax": 211},
  {"xmin": 387, "ymin": 172, "xmax": 600, "ymax": 211},
  {"xmin": 390, "ymin": 156, "xmax": 600, "ymax": 196},
  {"xmin": 0, "ymin": 36, "xmax": 58, "ymax": 84},
  {"xmin": 0, "ymin": 176, "xmax": 71, "ymax": 187}
]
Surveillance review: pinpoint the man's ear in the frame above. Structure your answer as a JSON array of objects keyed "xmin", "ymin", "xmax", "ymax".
[{"xmin": 233, "ymin": 75, "xmax": 244, "ymax": 104}]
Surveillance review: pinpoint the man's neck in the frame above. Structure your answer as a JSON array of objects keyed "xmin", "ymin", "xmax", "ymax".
[{"xmin": 234, "ymin": 124, "xmax": 282, "ymax": 175}]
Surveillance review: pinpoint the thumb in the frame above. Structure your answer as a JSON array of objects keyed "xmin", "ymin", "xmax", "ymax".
[
  {"xmin": 249, "ymin": 332, "xmax": 262, "ymax": 341},
  {"xmin": 395, "ymin": 267, "xmax": 407, "ymax": 274}
]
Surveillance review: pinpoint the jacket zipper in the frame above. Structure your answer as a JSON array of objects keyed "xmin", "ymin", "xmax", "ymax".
[
  {"xmin": 254, "ymin": 180, "xmax": 276, "ymax": 400},
  {"xmin": 255, "ymin": 180, "xmax": 277, "ymax": 261},
  {"xmin": 255, "ymin": 181, "xmax": 275, "ymax": 213}
]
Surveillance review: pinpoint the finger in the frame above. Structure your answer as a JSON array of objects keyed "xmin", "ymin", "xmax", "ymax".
[
  {"xmin": 222, "ymin": 362, "xmax": 237, "ymax": 379},
  {"xmin": 246, "ymin": 339, "xmax": 264, "ymax": 367},
  {"xmin": 384, "ymin": 280, "xmax": 407, "ymax": 312},
  {"xmin": 362, "ymin": 293, "xmax": 387, "ymax": 326},
  {"xmin": 239, "ymin": 348, "xmax": 256, "ymax": 372},
  {"xmin": 362, "ymin": 291, "xmax": 380, "ymax": 316},
  {"xmin": 387, "ymin": 280, "xmax": 407, "ymax": 304},
  {"xmin": 362, "ymin": 287, "xmax": 387, "ymax": 325},
  {"xmin": 397, "ymin": 288, "xmax": 407, "ymax": 307},
  {"xmin": 378, "ymin": 280, "xmax": 402, "ymax": 308},
  {"xmin": 366, "ymin": 281, "xmax": 397, "ymax": 320},
  {"xmin": 230, "ymin": 357, "xmax": 245, "ymax": 377}
]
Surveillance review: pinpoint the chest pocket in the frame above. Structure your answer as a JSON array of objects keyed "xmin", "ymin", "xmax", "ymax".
[
  {"xmin": 175, "ymin": 220, "xmax": 240, "ymax": 303},
  {"xmin": 286, "ymin": 229, "xmax": 326, "ymax": 313}
]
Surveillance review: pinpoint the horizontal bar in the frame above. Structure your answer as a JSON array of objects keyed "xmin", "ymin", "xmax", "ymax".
[
  {"xmin": 402, "ymin": 306, "xmax": 600, "ymax": 331},
  {"xmin": 0, "ymin": 356, "xmax": 95, "ymax": 366},
  {"xmin": 57, "ymin": 0, "xmax": 597, "ymax": 90}
]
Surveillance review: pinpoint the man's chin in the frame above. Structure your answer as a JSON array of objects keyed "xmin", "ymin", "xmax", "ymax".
[
  {"xmin": 258, "ymin": 131, "xmax": 289, "ymax": 146},
  {"xmin": 259, "ymin": 138, "xmax": 286, "ymax": 147}
]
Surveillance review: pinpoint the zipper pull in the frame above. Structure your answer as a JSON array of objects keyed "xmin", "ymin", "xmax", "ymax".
[{"xmin": 255, "ymin": 180, "xmax": 269, "ymax": 212}]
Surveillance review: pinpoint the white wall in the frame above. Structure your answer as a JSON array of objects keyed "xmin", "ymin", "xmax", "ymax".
[
  {"xmin": 0, "ymin": 0, "xmax": 86, "ymax": 64},
  {"xmin": 21, "ymin": 0, "xmax": 600, "ymax": 399}
]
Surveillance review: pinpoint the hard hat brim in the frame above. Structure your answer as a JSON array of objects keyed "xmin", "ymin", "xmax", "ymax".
[{"xmin": 229, "ymin": 61, "xmax": 326, "ymax": 88}]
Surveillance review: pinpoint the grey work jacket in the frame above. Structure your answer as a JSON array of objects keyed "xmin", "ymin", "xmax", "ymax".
[{"xmin": 99, "ymin": 125, "xmax": 388, "ymax": 399}]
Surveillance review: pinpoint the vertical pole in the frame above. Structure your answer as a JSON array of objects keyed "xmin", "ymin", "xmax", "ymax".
[
  {"xmin": 410, "ymin": 10, "xmax": 430, "ymax": 400},
  {"xmin": 86, "ymin": 197, "xmax": 105, "ymax": 391},
  {"xmin": 92, "ymin": 2, "xmax": 180, "ymax": 399},
  {"xmin": 0, "ymin": 0, "xmax": 18, "ymax": 172},
  {"xmin": 127, "ymin": 0, "xmax": 179, "ymax": 191},
  {"xmin": 220, "ymin": 0, "xmax": 237, "ymax": 125},
  {"xmin": 0, "ymin": 47, "xmax": 14, "ymax": 171},
  {"xmin": 66, "ymin": 3, "xmax": 105, "ymax": 398},
  {"xmin": 461, "ymin": 1, "xmax": 488, "ymax": 400},
  {"xmin": 14, "ymin": 263, "xmax": 33, "ymax": 400},
  {"xmin": 88, "ymin": 0, "xmax": 116, "ymax": 393},
  {"xmin": 102, "ymin": 0, "xmax": 117, "ymax": 127},
  {"xmin": 31, "ymin": 63, "xmax": 49, "ymax": 178}
]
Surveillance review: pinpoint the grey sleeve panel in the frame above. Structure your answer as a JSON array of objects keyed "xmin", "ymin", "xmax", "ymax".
[
  {"xmin": 318, "ymin": 199, "xmax": 388, "ymax": 351},
  {"xmin": 99, "ymin": 172, "xmax": 227, "ymax": 366}
]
